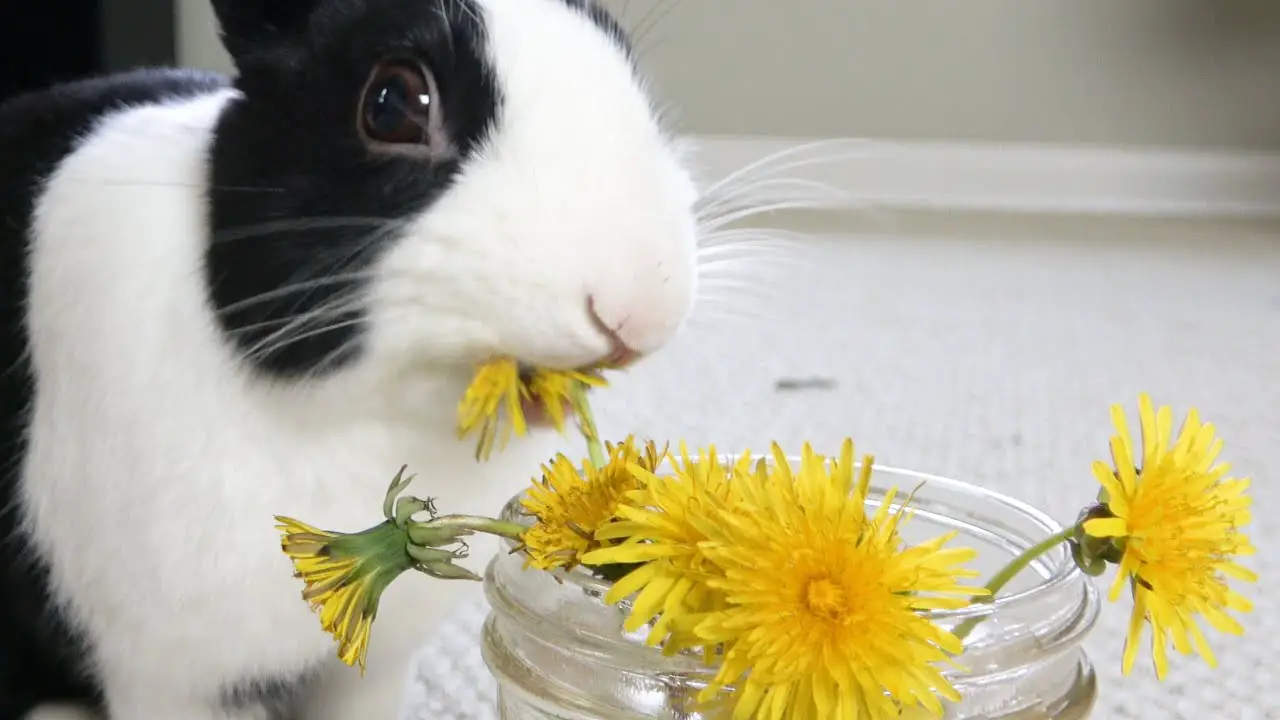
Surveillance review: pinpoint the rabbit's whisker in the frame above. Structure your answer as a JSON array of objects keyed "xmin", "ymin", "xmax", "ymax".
[
  {"xmin": 211, "ymin": 216, "xmax": 403, "ymax": 244},
  {"xmin": 242, "ymin": 315, "xmax": 371, "ymax": 365},
  {"xmin": 215, "ymin": 273, "xmax": 381, "ymax": 317},
  {"xmin": 56, "ymin": 177, "xmax": 288, "ymax": 194}
]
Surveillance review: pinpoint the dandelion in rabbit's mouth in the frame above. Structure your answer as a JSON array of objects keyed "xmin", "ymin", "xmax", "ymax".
[{"xmin": 455, "ymin": 356, "xmax": 611, "ymax": 461}]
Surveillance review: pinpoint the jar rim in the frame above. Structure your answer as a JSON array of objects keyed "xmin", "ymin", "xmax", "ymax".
[
  {"xmin": 854, "ymin": 462, "xmax": 1080, "ymax": 621},
  {"xmin": 498, "ymin": 457, "xmax": 1084, "ymax": 622}
]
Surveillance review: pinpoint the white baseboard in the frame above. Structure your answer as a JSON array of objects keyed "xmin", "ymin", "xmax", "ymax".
[{"xmin": 685, "ymin": 135, "xmax": 1280, "ymax": 219}]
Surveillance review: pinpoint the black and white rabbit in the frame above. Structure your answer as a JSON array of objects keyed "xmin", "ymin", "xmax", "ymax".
[{"xmin": 0, "ymin": 0, "xmax": 699, "ymax": 717}]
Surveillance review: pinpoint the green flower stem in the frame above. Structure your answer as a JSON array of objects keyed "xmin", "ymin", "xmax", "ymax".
[
  {"xmin": 410, "ymin": 514, "xmax": 526, "ymax": 542},
  {"xmin": 380, "ymin": 467, "xmax": 525, "ymax": 545},
  {"xmin": 573, "ymin": 383, "xmax": 607, "ymax": 469},
  {"xmin": 373, "ymin": 466, "xmax": 530, "ymax": 581},
  {"xmin": 400, "ymin": 515, "xmax": 529, "ymax": 581},
  {"xmin": 952, "ymin": 525, "xmax": 1078, "ymax": 643},
  {"xmin": 586, "ymin": 432, "xmax": 606, "ymax": 469}
]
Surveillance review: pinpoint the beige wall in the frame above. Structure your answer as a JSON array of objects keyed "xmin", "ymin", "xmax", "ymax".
[
  {"xmin": 177, "ymin": 0, "xmax": 1280, "ymax": 150},
  {"xmin": 177, "ymin": 1, "xmax": 234, "ymax": 75}
]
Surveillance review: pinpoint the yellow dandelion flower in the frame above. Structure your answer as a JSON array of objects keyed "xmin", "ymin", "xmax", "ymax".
[
  {"xmin": 1081, "ymin": 393, "xmax": 1256, "ymax": 680},
  {"xmin": 580, "ymin": 443, "xmax": 754, "ymax": 653},
  {"xmin": 274, "ymin": 516, "xmax": 416, "ymax": 673},
  {"xmin": 691, "ymin": 440, "xmax": 986, "ymax": 720},
  {"xmin": 456, "ymin": 357, "xmax": 610, "ymax": 461},
  {"xmin": 519, "ymin": 435, "xmax": 667, "ymax": 572}
]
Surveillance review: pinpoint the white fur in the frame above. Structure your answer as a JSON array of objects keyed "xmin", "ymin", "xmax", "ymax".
[
  {"xmin": 372, "ymin": 0, "xmax": 700, "ymax": 371},
  {"xmin": 18, "ymin": 0, "xmax": 697, "ymax": 718}
]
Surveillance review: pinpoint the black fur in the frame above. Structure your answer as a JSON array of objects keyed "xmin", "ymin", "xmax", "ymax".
[
  {"xmin": 204, "ymin": 0, "xmax": 502, "ymax": 378},
  {"xmin": 0, "ymin": 68, "xmax": 229, "ymax": 720},
  {"xmin": 562, "ymin": 0, "xmax": 633, "ymax": 53},
  {"xmin": 221, "ymin": 669, "xmax": 322, "ymax": 720},
  {"xmin": 0, "ymin": 0, "xmax": 634, "ymax": 715}
]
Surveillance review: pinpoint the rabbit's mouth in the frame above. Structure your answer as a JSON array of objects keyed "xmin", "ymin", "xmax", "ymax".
[
  {"xmin": 515, "ymin": 363, "xmax": 576, "ymax": 430},
  {"xmin": 522, "ymin": 396, "xmax": 569, "ymax": 429},
  {"xmin": 588, "ymin": 295, "xmax": 643, "ymax": 370}
]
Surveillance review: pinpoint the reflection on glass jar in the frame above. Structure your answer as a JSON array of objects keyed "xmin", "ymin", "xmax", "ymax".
[{"xmin": 481, "ymin": 464, "xmax": 1100, "ymax": 719}]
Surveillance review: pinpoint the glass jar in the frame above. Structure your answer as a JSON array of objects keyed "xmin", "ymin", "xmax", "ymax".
[{"xmin": 480, "ymin": 463, "xmax": 1101, "ymax": 719}]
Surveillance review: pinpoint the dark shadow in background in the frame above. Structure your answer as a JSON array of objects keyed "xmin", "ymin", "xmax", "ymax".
[{"xmin": 0, "ymin": 0, "xmax": 175, "ymax": 105}]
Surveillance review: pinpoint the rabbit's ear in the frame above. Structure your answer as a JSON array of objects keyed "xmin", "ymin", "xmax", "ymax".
[{"xmin": 210, "ymin": 0, "xmax": 320, "ymax": 61}]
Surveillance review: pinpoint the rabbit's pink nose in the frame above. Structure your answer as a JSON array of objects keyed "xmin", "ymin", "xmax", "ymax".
[{"xmin": 587, "ymin": 296, "xmax": 642, "ymax": 369}]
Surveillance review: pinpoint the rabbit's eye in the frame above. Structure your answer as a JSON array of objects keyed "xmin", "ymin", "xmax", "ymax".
[{"xmin": 360, "ymin": 60, "xmax": 438, "ymax": 146}]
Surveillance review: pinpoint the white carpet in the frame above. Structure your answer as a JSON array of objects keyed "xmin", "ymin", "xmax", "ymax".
[{"xmin": 406, "ymin": 224, "xmax": 1280, "ymax": 719}]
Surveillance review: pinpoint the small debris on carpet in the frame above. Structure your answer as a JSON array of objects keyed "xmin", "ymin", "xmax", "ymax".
[{"xmin": 774, "ymin": 377, "xmax": 837, "ymax": 392}]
